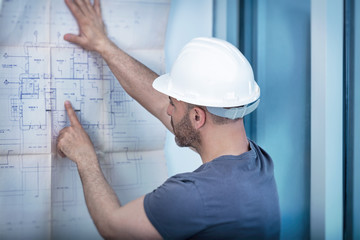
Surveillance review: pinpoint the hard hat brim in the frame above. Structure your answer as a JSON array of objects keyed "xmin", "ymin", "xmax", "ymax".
[
  {"xmin": 153, "ymin": 73, "xmax": 260, "ymax": 107},
  {"xmin": 152, "ymin": 73, "xmax": 179, "ymax": 100},
  {"xmin": 153, "ymin": 73, "xmax": 199, "ymax": 105}
]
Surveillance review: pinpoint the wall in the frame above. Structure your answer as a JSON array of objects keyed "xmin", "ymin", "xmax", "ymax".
[
  {"xmin": 352, "ymin": 0, "xmax": 360, "ymax": 237},
  {"xmin": 253, "ymin": 1, "xmax": 311, "ymax": 239}
]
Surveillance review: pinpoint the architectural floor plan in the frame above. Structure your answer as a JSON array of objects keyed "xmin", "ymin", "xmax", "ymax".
[{"xmin": 0, "ymin": 0, "xmax": 170, "ymax": 239}]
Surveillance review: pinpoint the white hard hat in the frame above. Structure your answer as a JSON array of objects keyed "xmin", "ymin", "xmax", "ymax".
[{"xmin": 153, "ymin": 37, "xmax": 260, "ymax": 119}]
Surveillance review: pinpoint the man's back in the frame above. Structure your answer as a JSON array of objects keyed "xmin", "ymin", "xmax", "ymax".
[{"xmin": 144, "ymin": 139, "xmax": 280, "ymax": 239}]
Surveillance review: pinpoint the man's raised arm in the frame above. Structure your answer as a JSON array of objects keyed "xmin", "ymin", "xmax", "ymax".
[{"xmin": 64, "ymin": 0, "xmax": 172, "ymax": 131}]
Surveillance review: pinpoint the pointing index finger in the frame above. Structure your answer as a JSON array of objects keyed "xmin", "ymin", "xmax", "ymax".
[{"xmin": 64, "ymin": 101, "xmax": 81, "ymax": 127}]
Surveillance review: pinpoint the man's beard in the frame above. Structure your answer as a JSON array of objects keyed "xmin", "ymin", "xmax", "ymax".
[{"xmin": 171, "ymin": 112, "xmax": 201, "ymax": 148}]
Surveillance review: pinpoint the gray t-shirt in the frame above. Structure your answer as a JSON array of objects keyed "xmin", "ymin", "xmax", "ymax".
[{"xmin": 144, "ymin": 139, "xmax": 280, "ymax": 240}]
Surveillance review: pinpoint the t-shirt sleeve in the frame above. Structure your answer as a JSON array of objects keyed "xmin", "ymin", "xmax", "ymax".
[{"xmin": 144, "ymin": 175, "xmax": 206, "ymax": 240}]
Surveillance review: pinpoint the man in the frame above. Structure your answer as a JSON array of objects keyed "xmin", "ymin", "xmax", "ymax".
[{"xmin": 57, "ymin": 0, "xmax": 281, "ymax": 239}]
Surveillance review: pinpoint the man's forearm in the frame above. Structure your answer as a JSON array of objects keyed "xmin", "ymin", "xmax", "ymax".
[
  {"xmin": 98, "ymin": 41, "xmax": 172, "ymax": 131},
  {"xmin": 77, "ymin": 156, "xmax": 121, "ymax": 238}
]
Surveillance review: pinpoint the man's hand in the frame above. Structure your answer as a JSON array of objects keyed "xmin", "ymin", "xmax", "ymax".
[
  {"xmin": 64, "ymin": 0, "xmax": 110, "ymax": 53},
  {"xmin": 57, "ymin": 101, "xmax": 97, "ymax": 164}
]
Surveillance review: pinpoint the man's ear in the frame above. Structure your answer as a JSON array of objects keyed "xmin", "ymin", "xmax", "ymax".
[{"xmin": 190, "ymin": 107, "xmax": 206, "ymax": 130}]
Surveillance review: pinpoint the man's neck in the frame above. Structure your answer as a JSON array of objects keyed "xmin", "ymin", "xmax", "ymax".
[{"xmin": 197, "ymin": 119, "xmax": 249, "ymax": 164}]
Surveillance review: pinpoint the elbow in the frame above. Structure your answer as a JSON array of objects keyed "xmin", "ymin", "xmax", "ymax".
[
  {"xmin": 94, "ymin": 219, "xmax": 118, "ymax": 240},
  {"xmin": 99, "ymin": 228, "xmax": 122, "ymax": 240},
  {"xmin": 99, "ymin": 232, "xmax": 117, "ymax": 240},
  {"xmin": 97, "ymin": 227, "xmax": 115, "ymax": 239}
]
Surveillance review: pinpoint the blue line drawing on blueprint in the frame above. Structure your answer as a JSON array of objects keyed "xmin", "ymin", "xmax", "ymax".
[{"xmin": 0, "ymin": 0, "xmax": 170, "ymax": 239}]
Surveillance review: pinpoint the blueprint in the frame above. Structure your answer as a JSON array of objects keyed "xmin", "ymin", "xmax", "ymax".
[{"xmin": 0, "ymin": 0, "xmax": 170, "ymax": 239}]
